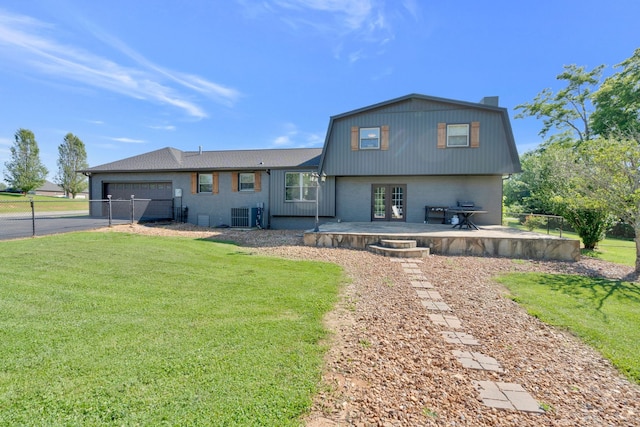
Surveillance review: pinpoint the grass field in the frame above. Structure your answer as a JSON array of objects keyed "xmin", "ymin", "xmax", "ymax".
[
  {"xmin": 0, "ymin": 232, "xmax": 344, "ymax": 426},
  {"xmin": 0, "ymin": 192, "xmax": 89, "ymax": 212},
  {"xmin": 505, "ymin": 217, "xmax": 636, "ymax": 267},
  {"xmin": 495, "ymin": 272, "xmax": 640, "ymax": 384}
]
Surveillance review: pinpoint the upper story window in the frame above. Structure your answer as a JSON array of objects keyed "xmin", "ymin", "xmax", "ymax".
[
  {"xmin": 447, "ymin": 124, "xmax": 469, "ymax": 147},
  {"xmin": 359, "ymin": 127, "xmax": 380, "ymax": 149},
  {"xmin": 239, "ymin": 173, "xmax": 255, "ymax": 191},
  {"xmin": 198, "ymin": 173, "xmax": 213, "ymax": 193},
  {"xmin": 285, "ymin": 172, "xmax": 316, "ymax": 202}
]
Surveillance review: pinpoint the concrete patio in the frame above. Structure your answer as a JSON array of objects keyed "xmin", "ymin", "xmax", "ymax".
[{"xmin": 303, "ymin": 222, "xmax": 580, "ymax": 262}]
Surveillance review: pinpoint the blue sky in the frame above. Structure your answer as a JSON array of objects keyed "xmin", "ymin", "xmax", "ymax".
[{"xmin": 1, "ymin": 0, "xmax": 638, "ymax": 180}]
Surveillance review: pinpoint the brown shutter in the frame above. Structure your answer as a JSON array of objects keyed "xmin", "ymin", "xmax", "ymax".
[
  {"xmin": 381, "ymin": 125, "xmax": 389, "ymax": 150},
  {"xmin": 254, "ymin": 172, "xmax": 261, "ymax": 192},
  {"xmin": 437, "ymin": 123, "xmax": 446, "ymax": 149},
  {"xmin": 191, "ymin": 173, "xmax": 197, "ymax": 194},
  {"xmin": 471, "ymin": 121, "xmax": 480, "ymax": 148},
  {"xmin": 351, "ymin": 126, "xmax": 359, "ymax": 151},
  {"xmin": 231, "ymin": 172, "xmax": 238, "ymax": 192},
  {"xmin": 213, "ymin": 172, "xmax": 219, "ymax": 194}
]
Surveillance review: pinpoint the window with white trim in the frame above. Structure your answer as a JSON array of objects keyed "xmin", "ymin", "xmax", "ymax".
[
  {"xmin": 198, "ymin": 174, "xmax": 213, "ymax": 193},
  {"xmin": 359, "ymin": 127, "xmax": 380, "ymax": 149},
  {"xmin": 239, "ymin": 173, "xmax": 255, "ymax": 191},
  {"xmin": 285, "ymin": 172, "xmax": 316, "ymax": 202},
  {"xmin": 447, "ymin": 124, "xmax": 469, "ymax": 147}
]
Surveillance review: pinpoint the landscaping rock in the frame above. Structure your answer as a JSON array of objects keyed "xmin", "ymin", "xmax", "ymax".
[{"xmin": 100, "ymin": 224, "xmax": 640, "ymax": 426}]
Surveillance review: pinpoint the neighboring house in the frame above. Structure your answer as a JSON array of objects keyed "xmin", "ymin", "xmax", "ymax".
[
  {"xmin": 35, "ymin": 180, "xmax": 89, "ymax": 198},
  {"xmin": 82, "ymin": 93, "xmax": 521, "ymax": 228},
  {"xmin": 35, "ymin": 180, "xmax": 65, "ymax": 197}
]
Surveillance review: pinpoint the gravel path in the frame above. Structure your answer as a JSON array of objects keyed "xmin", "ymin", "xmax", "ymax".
[{"xmin": 100, "ymin": 224, "xmax": 640, "ymax": 426}]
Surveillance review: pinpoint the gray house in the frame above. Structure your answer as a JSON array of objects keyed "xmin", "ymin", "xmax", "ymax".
[{"xmin": 82, "ymin": 93, "xmax": 521, "ymax": 228}]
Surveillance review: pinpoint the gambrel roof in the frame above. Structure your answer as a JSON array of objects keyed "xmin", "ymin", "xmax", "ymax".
[
  {"xmin": 82, "ymin": 147, "xmax": 322, "ymax": 173},
  {"xmin": 318, "ymin": 93, "xmax": 521, "ymax": 176}
]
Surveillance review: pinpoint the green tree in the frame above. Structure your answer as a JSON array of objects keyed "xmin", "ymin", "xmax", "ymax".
[
  {"xmin": 55, "ymin": 133, "xmax": 89, "ymax": 198},
  {"xmin": 592, "ymin": 48, "xmax": 640, "ymax": 136},
  {"xmin": 503, "ymin": 145, "xmax": 561, "ymax": 214},
  {"xmin": 513, "ymin": 64, "xmax": 613, "ymax": 249},
  {"xmin": 515, "ymin": 64, "xmax": 603, "ymax": 143},
  {"xmin": 3, "ymin": 128, "xmax": 48, "ymax": 195},
  {"xmin": 554, "ymin": 135, "xmax": 640, "ymax": 274},
  {"xmin": 526, "ymin": 142, "xmax": 614, "ymax": 250}
]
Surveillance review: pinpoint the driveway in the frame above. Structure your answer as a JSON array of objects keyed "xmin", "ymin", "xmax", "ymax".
[{"xmin": 0, "ymin": 211, "xmax": 130, "ymax": 240}]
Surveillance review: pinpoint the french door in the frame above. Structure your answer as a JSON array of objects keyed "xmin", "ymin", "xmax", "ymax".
[{"xmin": 371, "ymin": 184, "xmax": 406, "ymax": 221}]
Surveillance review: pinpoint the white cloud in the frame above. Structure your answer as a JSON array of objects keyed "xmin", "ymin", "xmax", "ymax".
[
  {"xmin": 275, "ymin": 0, "xmax": 375, "ymax": 30},
  {"xmin": 271, "ymin": 123, "xmax": 324, "ymax": 148},
  {"xmin": 149, "ymin": 125, "xmax": 176, "ymax": 131},
  {"xmin": 275, "ymin": 0, "xmax": 387, "ymax": 36},
  {"xmin": 240, "ymin": 0, "xmax": 409, "ymax": 63},
  {"xmin": 109, "ymin": 137, "xmax": 146, "ymax": 144},
  {"xmin": 0, "ymin": 137, "xmax": 11, "ymax": 146},
  {"xmin": 348, "ymin": 49, "xmax": 364, "ymax": 63},
  {"xmin": 401, "ymin": 0, "xmax": 421, "ymax": 20},
  {"xmin": 0, "ymin": 10, "xmax": 240, "ymax": 119}
]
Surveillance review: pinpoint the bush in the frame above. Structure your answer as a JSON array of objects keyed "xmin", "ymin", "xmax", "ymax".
[
  {"xmin": 523, "ymin": 215, "xmax": 546, "ymax": 231},
  {"xmin": 562, "ymin": 208, "xmax": 613, "ymax": 250}
]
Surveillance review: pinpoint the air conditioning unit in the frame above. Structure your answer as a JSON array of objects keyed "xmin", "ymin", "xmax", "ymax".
[{"xmin": 231, "ymin": 207, "xmax": 260, "ymax": 228}]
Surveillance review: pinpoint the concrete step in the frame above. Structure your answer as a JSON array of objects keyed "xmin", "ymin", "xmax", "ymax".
[
  {"xmin": 379, "ymin": 239, "xmax": 417, "ymax": 249},
  {"xmin": 368, "ymin": 244, "xmax": 430, "ymax": 258}
]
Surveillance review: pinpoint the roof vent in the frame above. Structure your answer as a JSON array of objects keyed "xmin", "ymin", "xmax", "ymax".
[
  {"xmin": 198, "ymin": 146, "xmax": 202, "ymax": 155},
  {"xmin": 479, "ymin": 96, "xmax": 499, "ymax": 106}
]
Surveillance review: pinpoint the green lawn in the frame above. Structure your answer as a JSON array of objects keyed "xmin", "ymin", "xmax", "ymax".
[
  {"xmin": 505, "ymin": 216, "xmax": 636, "ymax": 267},
  {"xmin": 0, "ymin": 232, "xmax": 344, "ymax": 426},
  {"xmin": 495, "ymin": 272, "xmax": 640, "ymax": 384},
  {"xmin": 0, "ymin": 192, "xmax": 89, "ymax": 212}
]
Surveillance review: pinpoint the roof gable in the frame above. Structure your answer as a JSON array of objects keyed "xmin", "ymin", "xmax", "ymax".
[
  {"xmin": 318, "ymin": 93, "xmax": 521, "ymax": 175},
  {"xmin": 329, "ymin": 93, "xmax": 505, "ymax": 120}
]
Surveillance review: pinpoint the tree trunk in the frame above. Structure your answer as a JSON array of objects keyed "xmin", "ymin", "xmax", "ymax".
[{"xmin": 635, "ymin": 224, "xmax": 640, "ymax": 277}]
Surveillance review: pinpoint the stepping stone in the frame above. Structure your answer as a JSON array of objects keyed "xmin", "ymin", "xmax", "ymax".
[
  {"xmin": 403, "ymin": 268, "xmax": 423, "ymax": 275},
  {"xmin": 399, "ymin": 262, "xmax": 419, "ymax": 268},
  {"xmin": 421, "ymin": 301, "xmax": 452, "ymax": 311},
  {"xmin": 441, "ymin": 331, "xmax": 479, "ymax": 346},
  {"xmin": 428, "ymin": 313, "xmax": 462, "ymax": 329},
  {"xmin": 392, "ymin": 258, "xmax": 423, "ymax": 263},
  {"xmin": 416, "ymin": 290, "xmax": 442, "ymax": 300},
  {"xmin": 452, "ymin": 350, "xmax": 503, "ymax": 372},
  {"xmin": 411, "ymin": 280, "xmax": 434, "ymax": 289},
  {"xmin": 473, "ymin": 381, "xmax": 544, "ymax": 413}
]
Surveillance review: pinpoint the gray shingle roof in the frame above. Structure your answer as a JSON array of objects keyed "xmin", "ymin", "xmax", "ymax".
[
  {"xmin": 37, "ymin": 180, "xmax": 64, "ymax": 192},
  {"xmin": 82, "ymin": 147, "xmax": 322, "ymax": 173}
]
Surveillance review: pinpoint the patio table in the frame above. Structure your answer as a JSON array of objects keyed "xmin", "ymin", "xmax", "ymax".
[{"xmin": 450, "ymin": 209, "xmax": 487, "ymax": 230}]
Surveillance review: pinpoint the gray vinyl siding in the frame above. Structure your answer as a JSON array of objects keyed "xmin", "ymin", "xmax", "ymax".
[
  {"xmin": 335, "ymin": 175, "xmax": 503, "ymax": 225},
  {"xmin": 89, "ymin": 171, "xmax": 271, "ymax": 227},
  {"xmin": 188, "ymin": 171, "xmax": 269, "ymax": 227},
  {"xmin": 321, "ymin": 100, "xmax": 518, "ymax": 177},
  {"xmin": 269, "ymin": 169, "xmax": 336, "ymax": 217},
  {"xmin": 89, "ymin": 169, "xmax": 336, "ymax": 227}
]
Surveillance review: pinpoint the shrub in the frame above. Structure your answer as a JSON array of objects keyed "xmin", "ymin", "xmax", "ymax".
[{"xmin": 523, "ymin": 214, "xmax": 546, "ymax": 231}]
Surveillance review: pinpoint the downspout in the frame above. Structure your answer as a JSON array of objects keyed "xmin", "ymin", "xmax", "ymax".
[
  {"xmin": 266, "ymin": 168, "xmax": 271, "ymax": 229},
  {"xmin": 83, "ymin": 172, "xmax": 93, "ymax": 215}
]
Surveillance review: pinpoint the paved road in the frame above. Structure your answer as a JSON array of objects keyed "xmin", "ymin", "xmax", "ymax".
[{"xmin": 0, "ymin": 212, "xmax": 131, "ymax": 240}]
